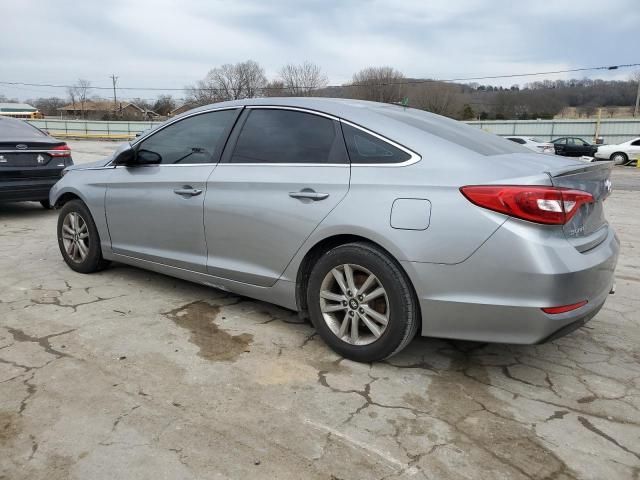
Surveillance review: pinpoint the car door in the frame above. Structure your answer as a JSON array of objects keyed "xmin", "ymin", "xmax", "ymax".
[
  {"xmin": 203, "ymin": 107, "xmax": 350, "ymax": 287},
  {"xmin": 553, "ymin": 138, "xmax": 567, "ymax": 155},
  {"xmin": 105, "ymin": 108, "xmax": 240, "ymax": 272},
  {"xmin": 575, "ymin": 138, "xmax": 592, "ymax": 156}
]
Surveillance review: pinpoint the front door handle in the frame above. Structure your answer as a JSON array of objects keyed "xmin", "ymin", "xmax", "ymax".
[
  {"xmin": 289, "ymin": 189, "xmax": 330, "ymax": 201},
  {"xmin": 173, "ymin": 186, "xmax": 203, "ymax": 197}
]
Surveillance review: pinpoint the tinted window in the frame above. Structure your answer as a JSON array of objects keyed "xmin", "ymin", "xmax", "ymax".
[
  {"xmin": 507, "ymin": 137, "xmax": 526, "ymax": 144},
  {"xmin": 552, "ymin": 138, "xmax": 567, "ymax": 145},
  {"xmin": 342, "ymin": 123, "xmax": 411, "ymax": 164},
  {"xmin": 138, "ymin": 109, "xmax": 237, "ymax": 164},
  {"xmin": 231, "ymin": 109, "xmax": 341, "ymax": 164},
  {"xmin": 632, "ymin": 139, "xmax": 640, "ymax": 146}
]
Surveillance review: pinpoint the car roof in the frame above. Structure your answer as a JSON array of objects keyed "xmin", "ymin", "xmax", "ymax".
[
  {"xmin": 0, "ymin": 116, "xmax": 48, "ymax": 141},
  {"xmin": 180, "ymin": 97, "xmax": 524, "ymax": 156}
]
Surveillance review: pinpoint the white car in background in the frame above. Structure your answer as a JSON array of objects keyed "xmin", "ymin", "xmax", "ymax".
[
  {"xmin": 505, "ymin": 136, "xmax": 555, "ymax": 154},
  {"xmin": 594, "ymin": 137, "xmax": 640, "ymax": 165}
]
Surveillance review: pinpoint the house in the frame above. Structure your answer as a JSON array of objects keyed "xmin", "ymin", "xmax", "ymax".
[
  {"xmin": 57, "ymin": 100, "xmax": 159, "ymax": 120},
  {"xmin": 168, "ymin": 103, "xmax": 197, "ymax": 117},
  {"xmin": 0, "ymin": 103, "xmax": 41, "ymax": 119}
]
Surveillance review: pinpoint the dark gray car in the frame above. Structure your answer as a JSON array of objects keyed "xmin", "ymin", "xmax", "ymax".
[
  {"xmin": 0, "ymin": 116, "xmax": 73, "ymax": 208},
  {"xmin": 49, "ymin": 98, "xmax": 619, "ymax": 362}
]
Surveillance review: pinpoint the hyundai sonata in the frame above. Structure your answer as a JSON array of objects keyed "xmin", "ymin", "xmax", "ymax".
[{"xmin": 50, "ymin": 98, "xmax": 619, "ymax": 362}]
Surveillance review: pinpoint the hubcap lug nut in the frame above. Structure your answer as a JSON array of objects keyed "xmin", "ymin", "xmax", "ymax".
[
  {"xmin": 349, "ymin": 311, "xmax": 354, "ymax": 316},
  {"xmin": 358, "ymin": 295, "xmax": 363, "ymax": 301},
  {"xmin": 347, "ymin": 290, "xmax": 352, "ymax": 297},
  {"xmin": 342, "ymin": 301, "xmax": 347, "ymax": 306},
  {"xmin": 359, "ymin": 308, "xmax": 364, "ymax": 313}
]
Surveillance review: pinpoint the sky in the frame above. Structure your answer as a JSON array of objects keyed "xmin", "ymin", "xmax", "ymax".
[{"xmin": 1, "ymin": 0, "xmax": 639, "ymax": 102}]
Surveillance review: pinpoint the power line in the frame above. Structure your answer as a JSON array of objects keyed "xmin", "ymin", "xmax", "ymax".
[{"xmin": 0, "ymin": 63, "xmax": 638, "ymax": 93}]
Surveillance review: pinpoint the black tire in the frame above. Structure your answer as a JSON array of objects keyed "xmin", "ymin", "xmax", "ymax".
[
  {"xmin": 307, "ymin": 242, "xmax": 419, "ymax": 362},
  {"xmin": 57, "ymin": 200, "xmax": 110, "ymax": 273},
  {"xmin": 610, "ymin": 152, "xmax": 628, "ymax": 165},
  {"xmin": 40, "ymin": 199, "xmax": 53, "ymax": 209}
]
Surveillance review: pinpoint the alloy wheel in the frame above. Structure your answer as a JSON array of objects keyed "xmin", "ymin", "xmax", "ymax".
[
  {"xmin": 61, "ymin": 212, "xmax": 90, "ymax": 263},
  {"xmin": 319, "ymin": 263, "xmax": 389, "ymax": 345}
]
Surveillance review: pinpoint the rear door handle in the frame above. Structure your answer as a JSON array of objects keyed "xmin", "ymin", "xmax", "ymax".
[
  {"xmin": 173, "ymin": 186, "xmax": 202, "ymax": 197},
  {"xmin": 289, "ymin": 190, "xmax": 330, "ymax": 201}
]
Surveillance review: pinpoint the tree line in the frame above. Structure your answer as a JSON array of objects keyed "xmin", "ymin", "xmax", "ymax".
[{"xmin": 3, "ymin": 60, "xmax": 639, "ymax": 121}]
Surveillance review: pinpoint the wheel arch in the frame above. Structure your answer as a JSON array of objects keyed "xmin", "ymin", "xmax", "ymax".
[
  {"xmin": 294, "ymin": 233, "xmax": 421, "ymax": 325},
  {"xmin": 54, "ymin": 191, "xmax": 83, "ymax": 208}
]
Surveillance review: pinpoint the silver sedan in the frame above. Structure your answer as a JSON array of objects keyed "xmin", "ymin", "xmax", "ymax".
[{"xmin": 50, "ymin": 98, "xmax": 619, "ymax": 362}]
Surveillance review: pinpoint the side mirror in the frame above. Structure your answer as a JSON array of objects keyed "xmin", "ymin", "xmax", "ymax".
[
  {"xmin": 113, "ymin": 147, "xmax": 161, "ymax": 166},
  {"xmin": 136, "ymin": 149, "xmax": 162, "ymax": 165}
]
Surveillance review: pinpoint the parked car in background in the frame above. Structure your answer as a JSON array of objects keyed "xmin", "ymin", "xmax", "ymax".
[
  {"xmin": 551, "ymin": 137, "xmax": 598, "ymax": 157},
  {"xmin": 593, "ymin": 137, "xmax": 640, "ymax": 165},
  {"xmin": 0, "ymin": 116, "xmax": 73, "ymax": 208},
  {"xmin": 50, "ymin": 98, "xmax": 618, "ymax": 362},
  {"xmin": 505, "ymin": 136, "xmax": 554, "ymax": 154}
]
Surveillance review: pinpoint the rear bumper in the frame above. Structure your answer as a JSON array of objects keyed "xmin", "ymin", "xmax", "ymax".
[
  {"xmin": 403, "ymin": 220, "xmax": 619, "ymax": 344},
  {"xmin": 0, "ymin": 177, "xmax": 60, "ymax": 202}
]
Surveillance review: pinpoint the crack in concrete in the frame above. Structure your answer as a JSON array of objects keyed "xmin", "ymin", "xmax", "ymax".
[{"xmin": 577, "ymin": 416, "xmax": 640, "ymax": 461}]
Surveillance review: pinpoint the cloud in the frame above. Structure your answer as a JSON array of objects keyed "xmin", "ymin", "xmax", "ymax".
[{"xmin": 0, "ymin": 0, "xmax": 637, "ymax": 100}]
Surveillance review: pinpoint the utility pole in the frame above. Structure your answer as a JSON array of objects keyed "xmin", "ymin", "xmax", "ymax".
[{"xmin": 110, "ymin": 74, "xmax": 118, "ymax": 118}]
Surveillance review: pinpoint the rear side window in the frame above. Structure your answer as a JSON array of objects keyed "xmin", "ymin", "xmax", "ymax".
[
  {"xmin": 137, "ymin": 109, "xmax": 238, "ymax": 164},
  {"xmin": 507, "ymin": 137, "xmax": 526, "ymax": 144},
  {"xmin": 230, "ymin": 109, "xmax": 343, "ymax": 164},
  {"xmin": 341, "ymin": 123, "xmax": 411, "ymax": 164}
]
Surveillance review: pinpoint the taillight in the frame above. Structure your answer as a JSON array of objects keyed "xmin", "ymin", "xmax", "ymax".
[
  {"xmin": 460, "ymin": 185, "xmax": 594, "ymax": 225},
  {"xmin": 50, "ymin": 144, "xmax": 71, "ymax": 157}
]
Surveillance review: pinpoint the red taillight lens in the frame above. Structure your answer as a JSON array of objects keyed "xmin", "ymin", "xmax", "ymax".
[
  {"xmin": 542, "ymin": 300, "xmax": 588, "ymax": 314},
  {"xmin": 460, "ymin": 185, "xmax": 594, "ymax": 225},
  {"xmin": 50, "ymin": 144, "xmax": 71, "ymax": 157}
]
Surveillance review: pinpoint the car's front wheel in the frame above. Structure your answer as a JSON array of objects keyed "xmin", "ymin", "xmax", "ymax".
[
  {"xmin": 307, "ymin": 242, "xmax": 419, "ymax": 362},
  {"xmin": 57, "ymin": 200, "xmax": 110, "ymax": 273}
]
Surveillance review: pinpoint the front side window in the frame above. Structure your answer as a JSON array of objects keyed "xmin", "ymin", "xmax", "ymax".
[
  {"xmin": 341, "ymin": 123, "xmax": 411, "ymax": 164},
  {"xmin": 230, "ymin": 109, "xmax": 342, "ymax": 164},
  {"xmin": 137, "ymin": 109, "xmax": 238, "ymax": 164}
]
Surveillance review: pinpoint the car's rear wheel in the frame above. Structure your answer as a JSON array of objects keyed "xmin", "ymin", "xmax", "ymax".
[
  {"xmin": 57, "ymin": 200, "xmax": 110, "ymax": 273},
  {"xmin": 307, "ymin": 242, "xmax": 419, "ymax": 362},
  {"xmin": 610, "ymin": 152, "xmax": 628, "ymax": 165}
]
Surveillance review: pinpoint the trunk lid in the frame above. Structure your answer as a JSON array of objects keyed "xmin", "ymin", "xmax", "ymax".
[
  {"xmin": 0, "ymin": 141, "xmax": 66, "ymax": 168},
  {"xmin": 548, "ymin": 162, "xmax": 613, "ymax": 252}
]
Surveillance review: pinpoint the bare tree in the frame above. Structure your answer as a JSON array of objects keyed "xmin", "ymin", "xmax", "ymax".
[
  {"xmin": 153, "ymin": 94, "xmax": 176, "ymax": 116},
  {"xmin": 349, "ymin": 66, "xmax": 405, "ymax": 103},
  {"xmin": 409, "ymin": 81, "xmax": 463, "ymax": 117},
  {"xmin": 236, "ymin": 60, "xmax": 267, "ymax": 98},
  {"xmin": 279, "ymin": 62, "xmax": 328, "ymax": 96},
  {"xmin": 185, "ymin": 60, "xmax": 267, "ymax": 105},
  {"xmin": 66, "ymin": 86, "xmax": 78, "ymax": 116},
  {"xmin": 263, "ymin": 80, "xmax": 285, "ymax": 97},
  {"xmin": 71, "ymin": 79, "xmax": 91, "ymax": 119}
]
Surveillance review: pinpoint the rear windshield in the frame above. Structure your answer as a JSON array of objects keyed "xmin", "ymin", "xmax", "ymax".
[
  {"xmin": 375, "ymin": 107, "xmax": 526, "ymax": 156},
  {"xmin": 0, "ymin": 118, "xmax": 47, "ymax": 139},
  {"xmin": 529, "ymin": 137, "xmax": 545, "ymax": 143}
]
